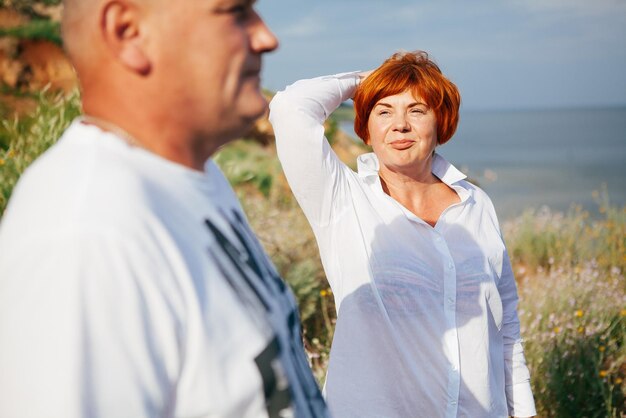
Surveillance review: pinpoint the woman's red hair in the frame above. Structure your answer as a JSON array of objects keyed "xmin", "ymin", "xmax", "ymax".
[{"xmin": 353, "ymin": 51, "xmax": 461, "ymax": 145}]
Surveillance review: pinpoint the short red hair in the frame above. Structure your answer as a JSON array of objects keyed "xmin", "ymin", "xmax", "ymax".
[{"xmin": 353, "ymin": 51, "xmax": 461, "ymax": 145}]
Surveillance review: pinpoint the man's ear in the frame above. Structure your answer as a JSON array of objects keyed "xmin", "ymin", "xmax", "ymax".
[{"xmin": 100, "ymin": 0, "xmax": 151, "ymax": 75}]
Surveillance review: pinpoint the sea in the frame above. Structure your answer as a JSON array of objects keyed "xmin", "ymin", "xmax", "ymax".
[{"xmin": 341, "ymin": 106, "xmax": 626, "ymax": 221}]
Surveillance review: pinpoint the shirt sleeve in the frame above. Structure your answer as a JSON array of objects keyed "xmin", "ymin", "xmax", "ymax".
[
  {"xmin": 269, "ymin": 72, "xmax": 360, "ymax": 227},
  {"xmin": 0, "ymin": 229, "xmax": 183, "ymax": 418},
  {"xmin": 498, "ymin": 247, "xmax": 537, "ymax": 417}
]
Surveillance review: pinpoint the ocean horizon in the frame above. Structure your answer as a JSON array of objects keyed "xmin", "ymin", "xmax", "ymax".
[{"xmin": 340, "ymin": 105, "xmax": 626, "ymax": 221}]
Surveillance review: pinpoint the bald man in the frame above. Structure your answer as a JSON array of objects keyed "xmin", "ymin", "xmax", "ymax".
[{"xmin": 0, "ymin": 1, "xmax": 329, "ymax": 417}]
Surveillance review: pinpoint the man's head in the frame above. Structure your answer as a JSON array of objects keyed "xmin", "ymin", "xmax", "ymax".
[{"xmin": 62, "ymin": 0, "xmax": 278, "ymax": 168}]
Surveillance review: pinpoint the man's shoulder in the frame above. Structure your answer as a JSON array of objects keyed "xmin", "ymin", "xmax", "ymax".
[{"xmin": 3, "ymin": 123, "xmax": 182, "ymax": 239}]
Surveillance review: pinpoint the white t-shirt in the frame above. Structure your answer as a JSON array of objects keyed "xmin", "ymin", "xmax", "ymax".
[
  {"xmin": 269, "ymin": 73, "xmax": 537, "ymax": 418},
  {"xmin": 0, "ymin": 121, "xmax": 329, "ymax": 418}
]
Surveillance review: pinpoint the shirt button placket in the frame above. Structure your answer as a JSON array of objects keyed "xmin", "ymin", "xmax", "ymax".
[{"xmin": 438, "ymin": 234, "xmax": 460, "ymax": 418}]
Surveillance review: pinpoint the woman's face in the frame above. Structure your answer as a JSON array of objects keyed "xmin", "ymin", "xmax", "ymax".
[{"xmin": 366, "ymin": 89, "xmax": 438, "ymax": 172}]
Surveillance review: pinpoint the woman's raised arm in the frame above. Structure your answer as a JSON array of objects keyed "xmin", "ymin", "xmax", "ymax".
[{"xmin": 269, "ymin": 72, "xmax": 363, "ymax": 227}]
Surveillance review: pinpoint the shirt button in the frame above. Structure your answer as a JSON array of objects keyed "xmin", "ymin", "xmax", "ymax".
[
  {"xmin": 448, "ymin": 297, "xmax": 455, "ymax": 304},
  {"xmin": 451, "ymin": 400, "xmax": 457, "ymax": 406},
  {"xmin": 448, "ymin": 261, "xmax": 454, "ymax": 269}
]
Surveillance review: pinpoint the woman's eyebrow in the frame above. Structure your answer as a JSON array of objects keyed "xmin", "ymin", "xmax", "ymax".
[{"xmin": 374, "ymin": 101, "xmax": 426, "ymax": 108}]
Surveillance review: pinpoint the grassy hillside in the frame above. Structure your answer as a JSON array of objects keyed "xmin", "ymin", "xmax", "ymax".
[{"xmin": 1, "ymin": 92, "xmax": 624, "ymax": 415}]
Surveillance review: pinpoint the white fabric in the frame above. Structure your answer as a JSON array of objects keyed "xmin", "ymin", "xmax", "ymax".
[
  {"xmin": 0, "ymin": 121, "xmax": 329, "ymax": 418},
  {"xmin": 269, "ymin": 73, "xmax": 537, "ymax": 418}
]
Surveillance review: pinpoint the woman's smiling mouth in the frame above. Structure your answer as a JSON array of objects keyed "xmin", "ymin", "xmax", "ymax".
[{"xmin": 389, "ymin": 139, "xmax": 415, "ymax": 150}]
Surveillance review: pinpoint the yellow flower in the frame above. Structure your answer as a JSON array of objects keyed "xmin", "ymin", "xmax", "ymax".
[
  {"xmin": 320, "ymin": 289, "xmax": 328, "ymax": 297},
  {"xmin": 0, "ymin": 158, "xmax": 4, "ymax": 166},
  {"xmin": 620, "ymin": 309, "xmax": 626, "ymax": 317},
  {"xmin": 599, "ymin": 345, "xmax": 606, "ymax": 352},
  {"xmin": 615, "ymin": 377, "xmax": 623, "ymax": 385},
  {"xmin": 575, "ymin": 310, "xmax": 584, "ymax": 318},
  {"xmin": 553, "ymin": 327, "xmax": 561, "ymax": 334},
  {"xmin": 599, "ymin": 370, "xmax": 608, "ymax": 378},
  {"xmin": 577, "ymin": 326, "xmax": 585, "ymax": 334},
  {"xmin": 6, "ymin": 149, "xmax": 15, "ymax": 158}
]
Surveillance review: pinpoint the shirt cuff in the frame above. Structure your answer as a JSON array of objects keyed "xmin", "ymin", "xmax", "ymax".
[
  {"xmin": 507, "ymin": 381, "xmax": 537, "ymax": 417},
  {"xmin": 322, "ymin": 71, "xmax": 361, "ymax": 103}
]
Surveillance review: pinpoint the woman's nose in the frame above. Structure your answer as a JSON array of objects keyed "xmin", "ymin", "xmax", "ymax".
[{"xmin": 392, "ymin": 115, "xmax": 410, "ymax": 132}]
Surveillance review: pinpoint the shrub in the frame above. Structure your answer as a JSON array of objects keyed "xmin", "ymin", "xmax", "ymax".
[{"xmin": 0, "ymin": 19, "xmax": 61, "ymax": 45}]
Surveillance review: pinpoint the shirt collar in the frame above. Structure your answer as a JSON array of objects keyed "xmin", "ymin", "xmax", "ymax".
[{"xmin": 356, "ymin": 152, "xmax": 467, "ymax": 187}]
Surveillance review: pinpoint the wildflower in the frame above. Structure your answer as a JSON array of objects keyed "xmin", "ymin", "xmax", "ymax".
[
  {"xmin": 6, "ymin": 149, "xmax": 15, "ymax": 158},
  {"xmin": 577, "ymin": 326, "xmax": 584, "ymax": 334},
  {"xmin": 599, "ymin": 345, "xmax": 606, "ymax": 352},
  {"xmin": 553, "ymin": 327, "xmax": 561, "ymax": 334},
  {"xmin": 615, "ymin": 377, "xmax": 623, "ymax": 385},
  {"xmin": 0, "ymin": 158, "xmax": 4, "ymax": 166},
  {"xmin": 599, "ymin": 370, "xmax": 608, "ymax": 378},
  {"xmin": 575, "ymin": 309, "xmax": 584, "ymax": 318},
  {"xmin": 320, "ymin": 289, "xmax": 328, "ymax": 297},
  {"xmin": 620, "ymin": 309, "xmax": 626, "ymax": 317}
]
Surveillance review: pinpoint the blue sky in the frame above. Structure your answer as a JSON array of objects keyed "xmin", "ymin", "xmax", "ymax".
[{"xmin": 256, "ymin": 0, "xmax": 626, "ymax": 110}]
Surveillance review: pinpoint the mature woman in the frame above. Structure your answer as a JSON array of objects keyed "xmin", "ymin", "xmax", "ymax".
[{"xmin": 269, "ymin": 51, "xmax": 536, "ymax": 418}]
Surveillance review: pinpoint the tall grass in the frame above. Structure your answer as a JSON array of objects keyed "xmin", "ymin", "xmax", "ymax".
[
  {"xmin": 505, "ymin": 195, "xmax": 625, "ymax": 276},
  {"xmin": 1, "ymin": 93, "xmax": 624, "ymax": 415},
  {"xmin": 505, "ymin": 203, "xmax": 625, "ymax": 417},
  {"xmin": 0, "ymin": 89, "xmax": 80, "ymax": 216}
]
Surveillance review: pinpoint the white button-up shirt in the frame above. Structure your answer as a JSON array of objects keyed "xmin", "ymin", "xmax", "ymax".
[{"xmin": 269, "ymin": 73, "xmax": 536, "ymax": 418}]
